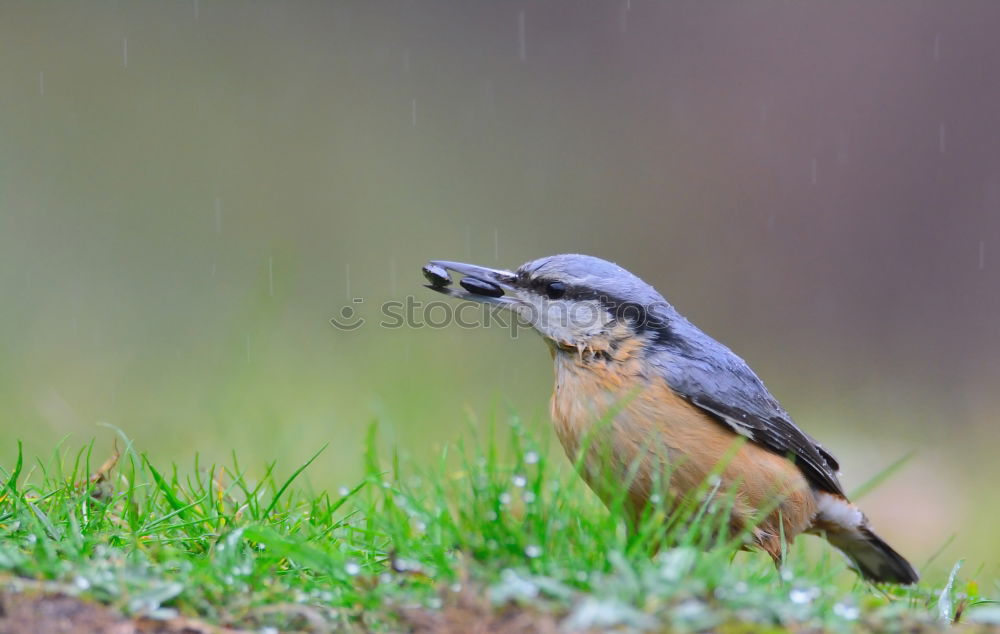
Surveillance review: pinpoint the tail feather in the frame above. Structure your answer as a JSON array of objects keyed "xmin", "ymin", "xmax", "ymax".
[
  {"xmin": 826, "ymin": 526, "xmax": 920, "ymax": 584},
  {"xmin": 815, "ymin": 492, "xmax": 919, "ymax": 584}
]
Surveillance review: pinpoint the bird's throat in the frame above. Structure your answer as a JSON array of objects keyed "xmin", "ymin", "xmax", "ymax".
[{"xmin": 548, "ymin": 323, "xmax": 650, "ymax": 369}]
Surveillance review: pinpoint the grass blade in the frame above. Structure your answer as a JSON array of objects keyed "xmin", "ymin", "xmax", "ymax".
[{"xmin": 262, "ymin": 443, "xmax": 328, "ymax": 518}]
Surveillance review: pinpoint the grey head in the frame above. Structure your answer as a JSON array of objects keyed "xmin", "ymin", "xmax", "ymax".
[{"xmin": 424, "ymin": 253, "xmax": 680, "ymax": 349}]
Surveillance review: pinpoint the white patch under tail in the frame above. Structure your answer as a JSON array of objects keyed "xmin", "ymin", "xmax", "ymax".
[{"xmin": 815, "ymin": 491, "xmax": 867, "ymax": 533}]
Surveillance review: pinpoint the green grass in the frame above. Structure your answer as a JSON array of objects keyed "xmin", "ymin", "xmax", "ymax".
[{"xmin": 0, "ymin": 419, "xmax": 997, "ymax": 632}]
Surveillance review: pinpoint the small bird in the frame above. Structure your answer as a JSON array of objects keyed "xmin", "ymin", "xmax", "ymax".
[{"xmin": 423, "ymin": 254, "xmax": 918, "ymax": 584}]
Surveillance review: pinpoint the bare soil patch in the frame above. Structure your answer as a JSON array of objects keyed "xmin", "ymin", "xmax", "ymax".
[{"xmin": 0, "ymin": 591, "xmax": 241, "ymax": 634}]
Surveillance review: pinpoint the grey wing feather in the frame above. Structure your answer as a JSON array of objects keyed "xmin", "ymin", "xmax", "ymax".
[{"xmin": 651, "ymin": 315, "xmax": 844, "ymax": 496}]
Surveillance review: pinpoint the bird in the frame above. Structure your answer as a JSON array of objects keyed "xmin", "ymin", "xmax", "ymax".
[{"xmin": 422, "ymin": 253, "xmax": 918, "ymax": 584}]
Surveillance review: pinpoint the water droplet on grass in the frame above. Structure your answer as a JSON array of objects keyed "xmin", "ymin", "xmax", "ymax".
[
  {"xmin": 345, "ymin": 561, "xmax": 361, "ymax": 576},
  {"xmin": 564, "ymin": 597, "xmax": 657, "ymax": 630},
  {"xmin": 789, "ymin": 587, "xmax": 819, "ymax": 604},
  {"xmin": 490, "ymin": 568, "xmax": 539, "ymax": 602},
  {"xmin": 834, "ymin": 602, "xmax": 860, "ymax": 620},
  {"xmin": 658, "ymin": 547, "xmax": 697, "ymax": 582}
]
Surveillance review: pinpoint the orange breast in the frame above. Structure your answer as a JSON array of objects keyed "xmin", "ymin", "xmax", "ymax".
[{"xmin": 549, "ymin": 348, "xmax": 817, "ymax": 556}]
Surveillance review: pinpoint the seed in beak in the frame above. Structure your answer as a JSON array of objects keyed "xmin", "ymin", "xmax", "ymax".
[
  {"xmin": 459, "ymin": 276, "xmax": 504, "ymax": 298},
  {"xmin": 422, "ymin": 263, "xmax": 452, "ymax": 288}
]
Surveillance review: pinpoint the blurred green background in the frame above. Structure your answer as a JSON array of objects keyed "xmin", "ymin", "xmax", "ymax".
[{"xmin": 2, "ymin": 1, "xmax": 998, "ymax": 581}]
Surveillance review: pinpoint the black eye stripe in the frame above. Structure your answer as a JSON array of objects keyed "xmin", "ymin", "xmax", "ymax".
[
  {"xmin": 525, "ymin": 278, "xmax": 600, "ymax": 303},
  {"xmin": 524, "ymin": 276, "xmax": 560, "ymax": 293},
  {"xmin": 515, "ymin": 271, "xmax": 676, "ymax": 343}
]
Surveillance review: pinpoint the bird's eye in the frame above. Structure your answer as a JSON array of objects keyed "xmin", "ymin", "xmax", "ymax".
[{"xmin": 545, "ymin": 281, "xmax": 566, "ymax": 300}]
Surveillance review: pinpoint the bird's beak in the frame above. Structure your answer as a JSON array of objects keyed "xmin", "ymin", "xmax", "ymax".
[{"xmin": 422, "ymin": 260, "xmax": 518, "ymax": 306}]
